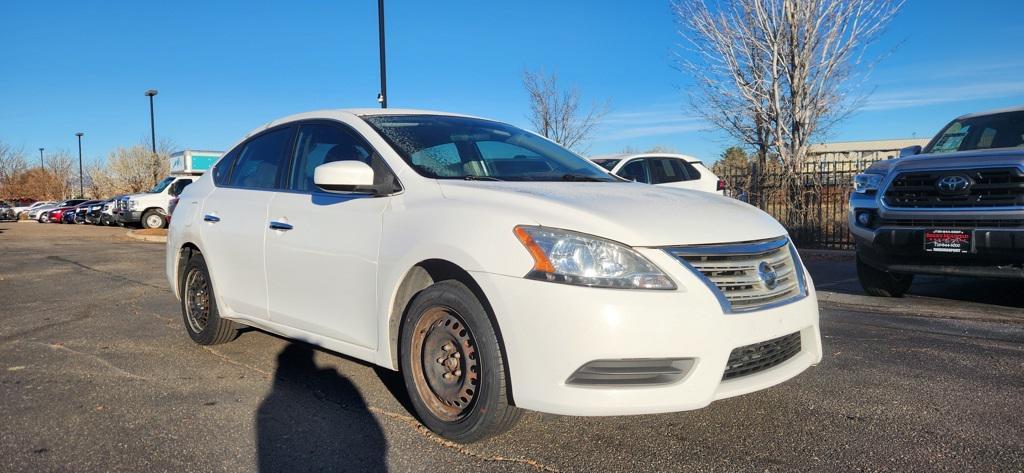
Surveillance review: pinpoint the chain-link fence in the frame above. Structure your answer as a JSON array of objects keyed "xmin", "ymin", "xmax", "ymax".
[{"xmin": 718, "ymin": 158, "xmax": 882, "ymax": 249}]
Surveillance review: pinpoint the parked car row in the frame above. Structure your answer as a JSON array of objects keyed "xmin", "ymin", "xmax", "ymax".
[{"xmin": 34, "ymin": 198, "xmax": 121, "ymax": 226}]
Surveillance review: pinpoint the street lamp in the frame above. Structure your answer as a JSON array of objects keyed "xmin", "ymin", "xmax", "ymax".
[
  {"xmin": 377, "ymin": 0, "xmax": 387, "ymax": 108},
  {"xmin": 38, "ymin": 148, "xmax": 44, "ymax": 169},
  {"xmin": 145, "ymin": 89, "xmax": 158, "ymax": 154},
  {"xmin": 75, "ymin": 132, "xmax": 84, "ymax": 197}
]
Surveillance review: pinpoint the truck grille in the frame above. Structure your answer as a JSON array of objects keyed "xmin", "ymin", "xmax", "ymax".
[
  {"xmin": 665, "ymin": 237, "xmax": 805, "ymax": 313},
  {"xmin": 723, "ymin": 332, "xmax": 802, "ymax": 380},
  {"xmin": 884, "ymin": 167, "xmax": 1024, "ymax": 208}
]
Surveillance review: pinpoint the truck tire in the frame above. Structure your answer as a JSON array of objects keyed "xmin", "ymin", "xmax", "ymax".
[
  {"xmin": 857, "ymin": 255, "xmax": 913, "ymax": 297},
  {"xmin": 141, "ymin": 209, "xmax": 166, "ymax": 229},
  {"xmin": 400, "ymin": 280, "xmax": 521, "ymax": 443},
  {"xmin": 180, "ymin": 252, "xmax": 238, "ymax": 345}
]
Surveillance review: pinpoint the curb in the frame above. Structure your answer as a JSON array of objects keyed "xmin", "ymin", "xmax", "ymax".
[
  {"xmin": 125, "ymin": 229, "xmax": 167, "ymax": 243},
  {"xmin": 817, "ymin": 290, "xmax": 1023, "ymax": 325}
]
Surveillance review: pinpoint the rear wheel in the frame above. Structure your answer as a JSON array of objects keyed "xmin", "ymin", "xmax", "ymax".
[
  {"xmin": 141, "ymin": 209, "xmax": 166, "ymax": 229},
  {"xmin": 400, "ymin": 280, "xmax": 520, "ymax": 443},
  {"xmin": 180, "ymin": 252, "xmax": 238, "ymax": 345},
  {"xmin": 857, "ymin": 254, "xmax": 913, "ymax": 297}
]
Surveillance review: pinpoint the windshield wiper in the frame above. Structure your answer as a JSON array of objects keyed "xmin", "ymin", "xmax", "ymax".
[
  {"xmin": 463, "ymin": 175, "xmax": 503, "ymax": 181},
  {"xmin": 561, "ymin": 174, "xmax": 605, "ymax": 182}
]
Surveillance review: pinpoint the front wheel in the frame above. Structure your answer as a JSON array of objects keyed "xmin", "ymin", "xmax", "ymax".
[
  {"xmin": 857, "ymin": 254, "xmax": 913, "ymax": 297},
  {"xmin": 400, "ymin": 280, "xmax": 520, "ymax": 443},
  {"xmin": 141, "ymin": 210, "xmax": 166, "ymax": 229},
  {"xmin": 38, "ymin": 214, "xmax": 48, "ymax": 223}
]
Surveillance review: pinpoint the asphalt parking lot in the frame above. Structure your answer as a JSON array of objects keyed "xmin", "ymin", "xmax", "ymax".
[{"xmin": 1, "ymin": 222, "xmax": 1022, "ymax": 472}]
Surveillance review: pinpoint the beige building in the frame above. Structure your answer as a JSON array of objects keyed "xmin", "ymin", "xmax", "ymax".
[{"xmin": 808, "ymin": 138, "xmax": 931, "ymax": 163}]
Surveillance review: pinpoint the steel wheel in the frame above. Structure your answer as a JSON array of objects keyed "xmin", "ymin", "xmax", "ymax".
[
  {"xmin": 408, "ymin": 306, "xmax": 481, "ymax": 422},
  {"xmin": 184, "ymin": 268, "xmax": 211, "ymax": 334},
  {"xmin": 144, "ymin": 213, "xmax": 164, "ymax": 229}
]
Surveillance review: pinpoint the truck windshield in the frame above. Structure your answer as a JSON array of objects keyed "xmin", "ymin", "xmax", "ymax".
[
  {"xmin": 363, "ymin": 115, "xmax": 616, "ymax": 182},
  {"xmin": 925, "ymin": 110, "xmax": 1024, "ymax": 154},
  {"xmin": 148, "ymin": 176, "xmax": 176, "ymax": 193}
]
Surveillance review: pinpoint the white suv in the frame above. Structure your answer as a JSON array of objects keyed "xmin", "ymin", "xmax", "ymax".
[
  {"xmin": 591, "ymin": 153, "xmax": 725, "ymax": 194},
  {"xmin": 166, "ymin": 109, "xmax": 821, "ymax": 442}
]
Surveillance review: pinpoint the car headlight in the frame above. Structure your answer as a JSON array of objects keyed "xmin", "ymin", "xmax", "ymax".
[
  {"xmin": 853, "ymin": 173, "xmax": 884, "ymax": 194},
  {"xmin": 513, "ymin": 226, "xmax": 675, "ymax": 290}
]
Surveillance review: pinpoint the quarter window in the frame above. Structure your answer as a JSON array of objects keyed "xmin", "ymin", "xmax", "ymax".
[
  {"xmin": 228, "ymin": 127, "xmax": 293, "ymax": 189},
  {"xmin": 212, "ymin": 149, "xmax": 239, "ymax": 186}
]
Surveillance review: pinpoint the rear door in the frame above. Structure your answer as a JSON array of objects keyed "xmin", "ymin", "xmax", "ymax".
[
  {"xmin": 648, "ymin": 157, "xmax": 702, "ymax": 191},
  {"xmin": 264, "ymin": 121, "xmax": 393, "ymax": 349},
  {"xmin": 200, "ymin": 126, "xmax": 294, "ymax": 319}
]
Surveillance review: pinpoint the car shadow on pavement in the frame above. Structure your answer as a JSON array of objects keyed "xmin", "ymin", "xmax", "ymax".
[{"xmin": 256, "ymin": 342, "xmax": 387, "ymax": 473}]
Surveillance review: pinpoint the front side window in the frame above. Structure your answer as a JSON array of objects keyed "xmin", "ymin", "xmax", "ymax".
[
  {"xmin": 288, "ymin": 122, "xmax": 399, "ymax": 193},
  {"xmin": 363, "ymin": 115, "xmax": 615, "ymax": 182},
  {"xmin": 925, "ymin": 111, "xmax": 1024, "ymax": 154},
  {"xmin": 148, "ymin": 176, "xmax": 176, "ymax": 193},
  {"xmin": 619, "ymin": 159, "xmax": 649, "ymax": 183},
  {"xmin": 592, "ymin": 158, "xmax": 621, "ymax": 171},
  {"xmin": 228, "ymin": 127, "xmax": 293, "ymax": 189}
]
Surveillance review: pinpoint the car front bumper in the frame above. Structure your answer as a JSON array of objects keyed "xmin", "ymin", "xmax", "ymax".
[{"xmin": 470, "ymin": 251, "xmax": 822, "ymax": 416}]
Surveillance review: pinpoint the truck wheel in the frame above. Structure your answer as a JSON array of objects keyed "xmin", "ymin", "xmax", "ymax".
[
  {"xmin": 180, "ymin": 252, "xmax": 238, "ymax": 345},
  {"xmin": 400, "ymin": 280, "xmax": 521, "ymax": 443},
  {"xmin": 141, "ymin": 210, "xmax": 166, "ymax": 229},
  {"xmin": 857, "ymin": 255, "xmax": 913, "ymax": 297}
]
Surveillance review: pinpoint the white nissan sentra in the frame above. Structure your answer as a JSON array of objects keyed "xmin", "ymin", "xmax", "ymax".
[{"xmin": 166, "ymin": 109, "xmax": 822, "ymax": 442}]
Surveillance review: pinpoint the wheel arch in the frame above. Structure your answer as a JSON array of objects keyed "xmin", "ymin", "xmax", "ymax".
[
  {"xmin": 386, "ymin": 258, "xmax": 516, "ymax": 405},
  {"xmin": 173, "ymin": 242, "xmax": 202, "ymax": 299}
]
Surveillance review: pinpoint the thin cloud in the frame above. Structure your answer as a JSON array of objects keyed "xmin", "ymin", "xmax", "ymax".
[
  {"xmin": 864, "ymin": 80, "xmax": 1024, "ymax": 111},
  {"xmin": 596, "ymin": 106, "xmax": 703, "ymax": 141}
]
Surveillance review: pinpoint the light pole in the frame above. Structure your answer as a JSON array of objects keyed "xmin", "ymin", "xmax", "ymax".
[
  {"xmin": 75, "ymin": 132, "xmax": 84, "ymax": 197},
  {"xmin": 38, "ymin": 148, "xmax": 44, "ymax": 169},
  {"xmin": 377, "ymin": 0, "xmax": 387, "ymax": 108},
  {"xmin": 145, "ymin": 89, "xmax": 158, "ymax": 154}
]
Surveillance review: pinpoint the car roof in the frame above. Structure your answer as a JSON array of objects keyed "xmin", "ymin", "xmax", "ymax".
[
  {"xmin": 957, "ymin": 104, "xmax": 1024, "ymax": 120},
  {"xmin": 588, "ymin": 152, "xmax": 704, "ymax": 164},
  {"xmin": 236, "ymin": 108, "xmax": 491, "ymax": 144}
]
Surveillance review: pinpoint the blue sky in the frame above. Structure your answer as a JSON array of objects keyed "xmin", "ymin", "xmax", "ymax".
[{"xmin": 2, "ymin": 0, "xmax": 1023, "ymax": 166}]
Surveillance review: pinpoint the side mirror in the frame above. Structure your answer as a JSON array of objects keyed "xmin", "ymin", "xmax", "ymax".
[
  {"xmin": 314, "ymin": 160, "xmax": 375, "ymax": 193},
  {"xmin": 898, "ymin": 145, "xmax": 922, "ymax": 158}
]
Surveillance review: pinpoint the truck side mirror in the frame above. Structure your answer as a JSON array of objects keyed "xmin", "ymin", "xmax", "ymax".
[{"xmin": 898, "ymin": 145, "xmax": 922, "ymax": 157}]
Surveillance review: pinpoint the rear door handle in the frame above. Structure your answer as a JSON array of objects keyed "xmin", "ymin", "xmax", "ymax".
[
  {"xmin": 269, "ymin": 221, "xmax": 293, "ymax": 231},
  {"xmin": 203, "ymin": 214, "xmax": 220, "ymax": 223}
]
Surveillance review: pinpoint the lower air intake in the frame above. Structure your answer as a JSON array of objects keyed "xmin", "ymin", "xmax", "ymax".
[{"xmin": 723, "ymin": 332, "xmax": 801, "ymax": 380}]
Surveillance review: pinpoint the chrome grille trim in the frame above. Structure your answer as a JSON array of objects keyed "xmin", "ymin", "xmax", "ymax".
[{"xmin": 664, "ymin": 237, "xmax": 807, "ymax": 313}]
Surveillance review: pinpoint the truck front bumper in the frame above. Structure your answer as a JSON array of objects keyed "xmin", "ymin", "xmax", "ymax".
[{"xmin": 116, "ymin": 210, "xmax": 142, "ymax": 224}]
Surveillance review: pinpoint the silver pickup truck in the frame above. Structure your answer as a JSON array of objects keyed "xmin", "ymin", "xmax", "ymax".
[{"xmin": 849, "ymin": 106, "xmax": 1024, "ymax": 296}]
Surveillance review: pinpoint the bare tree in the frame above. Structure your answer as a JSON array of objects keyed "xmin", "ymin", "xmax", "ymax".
[
  {"xmin": 89, "ymin": 142, "xmax": 171, "ymax": 197},
  {"xmin": 0, "ymin": 142, "xmax": 29, "ymax": 199},
  {"xmin": 523, "ymin": 69, "xmax": 608, "ymax": 152},
  {"xmin": 675, "ymin": 0, "xmax": 901, "ymax": 224},
  {"xmin": 48, "ymin": 151, "xmax": 78, "ymax": 199}
]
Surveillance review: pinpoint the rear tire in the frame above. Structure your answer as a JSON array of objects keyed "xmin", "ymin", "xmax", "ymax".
[
  {"xmin": 857, "ymin": 255, "xmax": 913, "ymax": 297},
  {"xmin": 399, "ymin": 280, "xmax": 520, "ymax": 443},
  {"xmin": 141, "ymin": 210, "xmax": 166, "ymax": 229},
  {"xmin": 180, "ymin": 252, "xmax": 238, "ymax": 345}
]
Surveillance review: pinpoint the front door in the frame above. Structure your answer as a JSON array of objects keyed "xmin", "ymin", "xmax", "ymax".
[{"xmin": 264, "ymin": 122, "xmax": 390, "ymax": 349}]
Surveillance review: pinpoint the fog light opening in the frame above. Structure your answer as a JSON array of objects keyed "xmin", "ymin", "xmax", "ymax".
[{"xmin": 566, "ymin": 358, "xmax": 695, "ymax": 387}]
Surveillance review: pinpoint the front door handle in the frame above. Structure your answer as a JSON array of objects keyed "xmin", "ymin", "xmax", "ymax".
[
  {"xmin": 269, "ymin": 221, "xmax": 293, "ymax": 231},
  {"xmin": 203, "ymin": 214, "xmax": 220, "ymax": 223}
]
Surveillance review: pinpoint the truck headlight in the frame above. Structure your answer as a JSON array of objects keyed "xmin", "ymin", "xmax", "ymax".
[
  {"xmin": 128, "ymin": 199, "xmax": 137, "ymax": 210},
  {"xmin": 513, "ymin": 226, "xmax": 675, "ymax": 290},
  {"xmin": 853, "ymin": 173, "xmax": 884, "ymax": 194}
]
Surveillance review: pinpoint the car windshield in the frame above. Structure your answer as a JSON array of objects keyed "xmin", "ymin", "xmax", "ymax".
[
  {"xmin": 925, "ymin": 110, "xmax": 1024, "ymax": 154},
  {"xmin": 591, "ymin": 158, "xmax": 621, "ymax": 170},
  {"xmin": 363, "ymin": 115, "xmax": 616, "ymax": 181},
  {"xmin": 148, "ymin": 176, "xmax": 176, "ymax": 193}
]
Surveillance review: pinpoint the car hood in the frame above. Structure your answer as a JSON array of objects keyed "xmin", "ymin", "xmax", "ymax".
[
  {"xmin": 437, "ymin": 181, "xmax": 787, "ymax": 247},
  {"xmin": 869, "ymin": 148, "xmax": 1024, "ymax": 174}
]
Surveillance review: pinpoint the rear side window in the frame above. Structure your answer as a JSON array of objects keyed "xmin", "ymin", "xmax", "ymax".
[
  {"xmin": 289, "ymin": 123, "xmax": 372, "ymax": 192},
  {"xmin": 228, "ymin": 127, "xmax": 293, "ymax": 189},
  {"xmin": 648, "ymin": 158, "xmax": 687, "ymax": 184}
]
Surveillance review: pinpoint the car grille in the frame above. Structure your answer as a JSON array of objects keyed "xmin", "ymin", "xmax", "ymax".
[
  {"xmin": 877, "ymin": 218, "xmax": 1024, "ymax": 229},
  {"xmin": 723, "ymin": 332, "xmax": 802, "ymax": 380},
  {"xmin": 665, "ymin": 237, "xmax": 805, "ymax": 313},
  {"xmin": 884, "ymin": 167, "xmax": 1024, "ymax": 208}
]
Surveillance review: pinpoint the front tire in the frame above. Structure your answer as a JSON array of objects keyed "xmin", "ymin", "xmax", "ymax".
[
  {"xmin": 400, "ymin": 280, "xmax": 520, "ymax": 443},
  {"xmin": 857, "ymin": 254, "xmax": 913, "ymax": 297},
  {"xmin": 141, "ymin": 209, "xmax": 166, "ymax": 229},
  {"xmin": 180, "ymin": 252, "xmax": 238, "ymax": 345}
]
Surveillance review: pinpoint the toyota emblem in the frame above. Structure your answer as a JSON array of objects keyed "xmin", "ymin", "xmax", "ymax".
[{"xmin": 936, "ymin": 174, "xmax": 972, "ymax": 194}]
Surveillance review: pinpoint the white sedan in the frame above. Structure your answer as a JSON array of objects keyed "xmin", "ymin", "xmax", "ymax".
[
  {"xmin": 591, "ymin": 153, "xmax": 725, "ymax": 194},
  {"xmin": 166, "ymin": 109, "xmax": 821, "ymax": 442}
]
